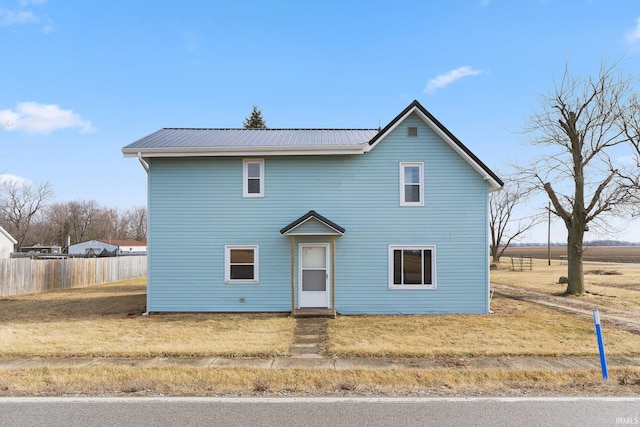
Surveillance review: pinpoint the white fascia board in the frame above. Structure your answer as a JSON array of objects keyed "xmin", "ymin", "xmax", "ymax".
[
  {"xmin": 122, "ymin": 144, "xmax": 367, "ymax": 158},
  {"xmin": 366, "ymin": 106, "xmax": 502, "ymax": 192},
  {"xmin": 282, "ymin": 217, "xmax": 344, "ymax": 236},
  {"xmin": 0, "ymin": 226, "xmax": 17, "ymax": 244},
  {"xmin": 411, "ymin": 109, "xmax": 502, "ymax": 191}
]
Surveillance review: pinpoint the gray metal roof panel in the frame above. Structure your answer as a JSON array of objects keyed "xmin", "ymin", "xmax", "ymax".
[{"xmin": 124, "ymin": 128, "xmax": 379, "ymax": 150}]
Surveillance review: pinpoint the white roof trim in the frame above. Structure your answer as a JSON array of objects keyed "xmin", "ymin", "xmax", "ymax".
[
  {"xmin": 0, "ymin": 226, "xmax": 17, "ymax": 244},
  {"xmin": 281, "ymin": 217, "xmax": 344, "ymax": 236},
  {"xmin": 365, "ymin": 105, "xmax": 502, "ymax": 192},
  {"xmin": 123, "ymin": 144, "xmax": 367, "ymax": 158}
]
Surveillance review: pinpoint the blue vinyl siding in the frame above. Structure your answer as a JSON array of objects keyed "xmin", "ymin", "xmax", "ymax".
[{"xmin": 146, "ymin": 113, "xmax": 491, "ymax": 314}]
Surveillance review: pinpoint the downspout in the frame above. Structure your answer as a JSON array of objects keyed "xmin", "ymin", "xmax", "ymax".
[
  {"xmin": 137, "ymin": 152, "xmax": 149, "ymax": 173},
  {"xmin": 138, "ymin": 152, "xmax": 151, "ymax": 316}
]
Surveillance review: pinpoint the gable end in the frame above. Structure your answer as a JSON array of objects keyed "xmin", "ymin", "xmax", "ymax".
[
  {"xmin": 280, "ymin": 210, "xmax": 345, "ymax": 236},
  {"xmin": 367, "ymin": 100, "xmax": 503, "ymax": 191}
]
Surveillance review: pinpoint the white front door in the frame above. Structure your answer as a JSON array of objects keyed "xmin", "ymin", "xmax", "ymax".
[{"xmin": 299, "ymin": 243, "xmax": 329, "ymax": 308}]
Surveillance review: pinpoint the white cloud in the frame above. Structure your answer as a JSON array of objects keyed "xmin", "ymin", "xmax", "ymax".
[
  {"xmin": 0, "ymin": 174, "xmax": 30, "ymax": 187},
  {"xmin": 0, "ymin": 1, "xmax": 52, "ymax": 33},
  {"xmin": 424, "ymin": 66, "xmax": 484, "ymax": 94},
  {"xmin": 19, "ymin": 0, "xmax": 48, "ymax": 5},
  {"xmin": 40, "ymin": 17, "xmax": 53, "ymax": 34},
  {"xmin": 0, "ymin": 9, "xmax": 38, "ymax": 26},
  {"xmin": 625, "ymin": 18, "xmax": 640, "ymax": 45},
  {"xmin": 0, "ymin": 102, "xmax": 96, "ymax": 135},
  {"xmin": 617, "ymin": 155, "xmax": 639, "ymax": 167}
]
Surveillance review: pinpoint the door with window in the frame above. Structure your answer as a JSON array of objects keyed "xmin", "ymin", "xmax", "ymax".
[{"xmin": 299, "ymin": 243, "xmax": 329, "ymax": 308}]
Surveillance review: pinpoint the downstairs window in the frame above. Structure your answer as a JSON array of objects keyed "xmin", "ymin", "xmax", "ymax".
[
  {"xmin": 389, "ymin": 245, "xmax": 436, "ymax": 289},
  {"xmin": 225, "ymin": 245, "xmax": 259, "ymax": 283}
]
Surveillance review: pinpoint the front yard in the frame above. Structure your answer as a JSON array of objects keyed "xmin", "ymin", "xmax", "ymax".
[
  {"xmin": 3, "ymin": 276, "xmax": 640, "ymax": 359},
  {"xmin": 2, "ymin": 274, "xmax": 640, "ymax": 396}
]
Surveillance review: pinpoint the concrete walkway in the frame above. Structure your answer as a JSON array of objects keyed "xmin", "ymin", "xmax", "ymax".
[
  {"xmin": 287, "ymin": 317, "xmax": 327, "ymax": 359},
  {"xmin": 1, "ymin": 354, "xmax": 639, "ymax": 371}
]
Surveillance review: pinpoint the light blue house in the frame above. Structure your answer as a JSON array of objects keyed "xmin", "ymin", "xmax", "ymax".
[{"xmin": 123, "ymin": 100, "xmax": 502, "ymax": 316}]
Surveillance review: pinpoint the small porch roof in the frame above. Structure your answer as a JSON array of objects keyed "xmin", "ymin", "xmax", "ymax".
[{"xmin": 280, "ymin": 210, "xmax": 345, "ymax": 236}]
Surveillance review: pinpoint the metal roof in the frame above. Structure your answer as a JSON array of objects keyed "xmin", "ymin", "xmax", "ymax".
[
  {"xmin": 280, "ymin": 210, "xmax": 345, "ymax": 236},
  {"xmin": 121, "ymin": 100, "xmax": 502, "ymax": 190},
  {"xmin": 123, "ymin": 128, "xmax": 379, "ymax": 152}
]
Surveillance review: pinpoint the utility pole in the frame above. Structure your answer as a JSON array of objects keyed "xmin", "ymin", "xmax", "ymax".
[{"xmin": 547, "ymin": 202, "xmax": 551, "ymax": 266}]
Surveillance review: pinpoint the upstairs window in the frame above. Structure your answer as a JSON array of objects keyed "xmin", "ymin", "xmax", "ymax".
[
  {"xmin": 243, "ymin": 159, "xmax": 264, "ymax": 197},
  {"xmin": 400, "ymin": 162, "xmax": 424, "ymax": 206},
  {"xmin": 408, "ymin": 126, "xmax": 418, "ymax": 137}
]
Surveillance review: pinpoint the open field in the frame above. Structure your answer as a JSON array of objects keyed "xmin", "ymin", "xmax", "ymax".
[
  {"xmin": 491, "ymin": 259, "xmax": 640, "ymax": 313},
  {"xmin": 500, "ymin": 245, "xmax": 640, "ymax": 263}
]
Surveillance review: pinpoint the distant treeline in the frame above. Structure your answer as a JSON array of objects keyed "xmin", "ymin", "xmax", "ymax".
[{"xmin": 510, "ymin": 240, "xmax": 639, "ymax": 247}]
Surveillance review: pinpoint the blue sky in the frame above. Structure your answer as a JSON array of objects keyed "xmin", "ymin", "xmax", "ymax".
[{"xmin": 2, "ymin": 0, "xmax": 640, "ymax": 242}]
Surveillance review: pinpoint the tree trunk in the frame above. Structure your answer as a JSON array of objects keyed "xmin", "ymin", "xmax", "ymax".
[
  {"xmin": 491, "ymin": 245, "xmax": 499, "ymax": 263},
  {"xmin": 566, "ymin": 222, "xmax": 585, "ymax": 295}
]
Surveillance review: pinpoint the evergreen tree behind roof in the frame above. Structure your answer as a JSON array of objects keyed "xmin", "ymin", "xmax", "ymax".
[{"xmin": 243, "ymin": 105, "xmax": 267, "ymax": 128}]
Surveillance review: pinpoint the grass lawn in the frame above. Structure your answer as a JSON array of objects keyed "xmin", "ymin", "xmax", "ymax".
[
  {"xmin": 491, "ymin": 258, "xmax": 640, "ymax": 312},
  {"xmin": 2, "ymin": 365, "xmax": 639, "ymax": 397},
  {"xmin": 2, "ymin": 274, "xmax": 640, "ymax": 396},
  {"xmin": 4, "ymin": 276, "xmax": 640, "ymax": 359},
  {"xmin": 327, "ymin": 294, "xmax": 640, "ymax": 358},
  {"xmin": 0, "ymin": 278, "xmax": 295, "ymax": 358}
]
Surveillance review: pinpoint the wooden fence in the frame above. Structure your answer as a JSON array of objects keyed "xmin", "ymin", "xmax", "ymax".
[{"xmin": 0, "ymin": 256, "xmax": 147, "ymax": 297}]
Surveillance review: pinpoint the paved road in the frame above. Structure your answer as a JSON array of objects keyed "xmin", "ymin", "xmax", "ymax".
[{"xmin": 2, "ymin": 397, "xmax": 639, "ymax": 427}]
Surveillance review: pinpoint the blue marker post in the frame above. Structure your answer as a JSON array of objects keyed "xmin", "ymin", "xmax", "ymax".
[{"xmin": 592, "ymin": 309, "xmax": 609, "ymax": 381}]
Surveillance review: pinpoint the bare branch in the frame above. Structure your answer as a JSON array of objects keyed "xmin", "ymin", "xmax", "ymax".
[
  {"xmin": 489, "ymin": 176, "xmax": 544, "ymax": 262},
  {"xmin": 516, "ymin": 58, "xmax": 640, "ymax": 294}
]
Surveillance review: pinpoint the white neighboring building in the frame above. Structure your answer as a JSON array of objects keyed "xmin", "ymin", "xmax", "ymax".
[
  {"xmin": 0, "ymin": 226, "xmax": 17, "ymax": 258},
  {"xmin": 67, "ymin": 239, "xmax": 147, "ymax": 256}
]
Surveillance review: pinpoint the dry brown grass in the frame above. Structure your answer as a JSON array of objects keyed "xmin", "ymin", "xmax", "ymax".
[
  {"xmin": 3, "ymin": 276, "xmax": 640, "ymax": 396},
  {"xmin": 501, "ymin": 245, "xmax": 640, "ymax": 263},
  {"xmin": 4, "ymin": 274, "xmax": 640, "ymax": 360},
  {"xmin": 491, "ymin": 258, "xmax": 640, "ymax": 312},
  {"xmin": 0, "ymin": 278, "xmax": 295, "ymax": 358},
  {"xmin": 327, "ymin": 295, "xmax": 640, "ymax": 358},
  {"xmin": 1, "ymin": 365, "xmax": 639, "ymax": 397}
]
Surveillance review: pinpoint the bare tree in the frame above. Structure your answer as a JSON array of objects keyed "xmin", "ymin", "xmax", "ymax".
[
  {"xmin": 26, "ymin": 208, "xmax": 62, "ymax": 246},
  {"xmin": 43, "ymin": 202, "xmax": 70, "ymax": 246},
  {"xmin": 122, "ymin": 206, "xmax": 147, "ymax": 241},
  {"xmin": 519, "ymin": 60, "xmax": 640, "ymax": 294},
  {"xmin": 32, "ymin": 202, "xmax": 148, "ymax": 246},
  {"xmin": 489, "ymin": 179, "xmax": 542, "ymax": 262},
  {"xmin": 618, "ymin": 94, "xmax": 640, "ymax": 209},
  {"xmin": 65, "ymin": 200, "xmax": 103, "ymax": 243},
  {"xmin": 0, "ymin": 180, "xmax": 54, "ymax": 248}
]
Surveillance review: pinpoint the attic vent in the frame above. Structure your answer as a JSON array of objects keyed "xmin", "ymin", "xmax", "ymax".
[{"xmin": 408, "ymin": 127, "xmax": 418, "ymax": 137}]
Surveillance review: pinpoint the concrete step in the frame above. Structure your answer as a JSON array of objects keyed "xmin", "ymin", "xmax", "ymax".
[{"xmin": 287, "ymin": 318, "xmax": 328, "ymax": 357}]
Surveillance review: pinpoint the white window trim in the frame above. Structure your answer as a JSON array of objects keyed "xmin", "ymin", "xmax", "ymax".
[
  {"xmin": 243, "ymin": 158, "xmax": 264, "ymax": 197},
  {"xmin": 388, "ymin": 244, "xmax": 436, "ymax": 290},
  {"xmin": 399, "ymin": 161, "xmax": 424, "ymax": 206},
  {"xmin": 225, "ymin": 245, "xmax": 259, "ymax": 284}
]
